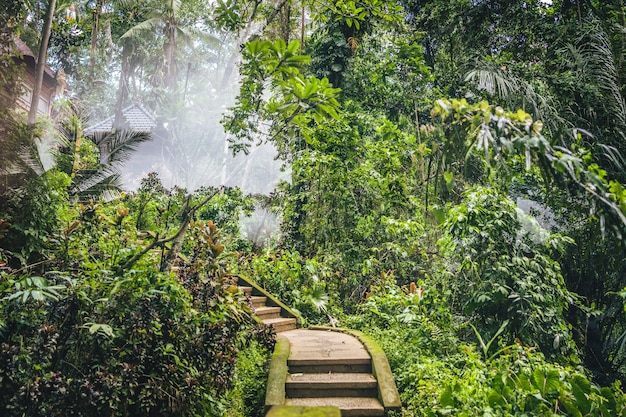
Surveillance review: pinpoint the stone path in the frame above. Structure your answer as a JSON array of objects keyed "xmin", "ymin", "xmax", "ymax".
[
  {"xmin": 236, "ymin": 276, "xmax": 400, "ymax": 416},
  {"xmin": 277, "ymin": 329, "xmax": 387, "ymax": 417}
]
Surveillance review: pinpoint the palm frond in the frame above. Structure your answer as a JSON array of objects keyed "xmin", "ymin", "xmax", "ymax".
[
  {"xmin": 18, "ymin": 143, "xmax": 45, "ymax": 176},
  {"xmin": 170, "ymin": 0, "xmax": 182, "ymax": 14},
  {"xmin": 562, "ymin": 19, "xmax": 626, "ymax": 128},
  {"xmin": 103, "ymin": 129, "xmax": 151, "ymax": 166},
  {"xmin": 120, "ymin": 17, "xmax": 164, "ymax": 40},
  {"xmin": 116, "ymin": 0, "xmax": 141, "ymax": 8},
  {"xmin": 71, "ymin": 166, "xmax": 124, "ymax": 201},
  {"xmin": 599, "ymin": 141, "xmax": 626, "ymax": 175},
  {"xmin": 464, "ymin": 61, "xmax": 566, "ymax": 133},
  {"xmin": 465, "ymin": 68, "xmax": 520, "ymax": 98}
]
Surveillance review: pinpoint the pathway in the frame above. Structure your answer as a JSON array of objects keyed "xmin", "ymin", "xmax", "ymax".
[
  {"xmin": 266, "ymin": 328, "xmax": 401, "ymax": 416},
  {"xmin": 237, "ymin": 276, "xmax": 401, "ymax": 416}
]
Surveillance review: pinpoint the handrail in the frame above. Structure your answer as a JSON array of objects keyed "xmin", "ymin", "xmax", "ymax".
[{"xmin": 233, "ymin": 273, "xmax": 302, "ymax": 325}]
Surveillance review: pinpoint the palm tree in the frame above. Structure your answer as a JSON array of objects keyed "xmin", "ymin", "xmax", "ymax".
[
  {"xmin": 120, "ymin": 0, "xmax": 187, "ymax": 93},
  {"xmin": 57, "ymin": 105, "xmax": 152, "ymax": 200}
]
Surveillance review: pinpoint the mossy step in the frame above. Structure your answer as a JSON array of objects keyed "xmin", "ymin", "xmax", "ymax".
[
  {"xmin": 286, "ymin": 373, "xmax": 377, "ymax": 398},
  {"xmin": 287, "ymin": 373, "xmax": 377, "ymax": 387},
  {"xmin": 266, "ymin": 405, "xmax": 341, "ymax": 417},
  {"xmin": 254, "ymin": 306, "xmax": 282, "ymax": 319},
  {"xmin": 240, "ymin": 286, "xmax": 253, "ymax": 295},
  {"xmin": 251, "ymin": 296, "xmax": 267, "ymax": 307},
  {"xmin": 284, "ymin": 397, "xmax": 384, "ymax": 417},
  {"xmin": 264, "ymin": 317, "xmax": 297, "ymax": 332},
  {"xmin": 287, "ymin": 357, "xmax": 371, "ymax": 374}
]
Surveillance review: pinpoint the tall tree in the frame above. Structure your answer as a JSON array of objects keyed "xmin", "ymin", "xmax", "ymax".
[
  {"xmin": 121, "ymin": 0, "xmax": 186, "ymax": 94},
  {"xmin": 27, "ymin": 0, "xmax": 56, "ymax": 125}
]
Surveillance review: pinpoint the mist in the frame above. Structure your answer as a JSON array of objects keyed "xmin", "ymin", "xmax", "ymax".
[{"xmin": 84, "ymin": 30, "xmax": 287, "ymax": 196}]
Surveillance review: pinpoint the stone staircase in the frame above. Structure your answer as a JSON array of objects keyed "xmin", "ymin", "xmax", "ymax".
[
  {"xmin": 238, "ymin": 281, "xmax": 297, "ymax": 333},
  {"xmin": 236, "ymin": 276, "xmax": 400, "ymax": 416},
  {"xmin": 267, "ymin": 329, "xmax": 401, "ymax": 417}
]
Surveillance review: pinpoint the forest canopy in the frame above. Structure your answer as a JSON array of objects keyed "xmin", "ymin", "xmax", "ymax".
[{"xmin": 2, "ymin": 0, "xmax": 626, "ymax": 416}]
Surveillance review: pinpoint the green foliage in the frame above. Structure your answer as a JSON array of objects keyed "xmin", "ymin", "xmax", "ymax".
[
  {"xmin": 0, "ymin": 267, "xmax": 262, "ymax": 417},
  {"xmin": 222, "ymin": 340, "xmax": 272, "ymax": 417},
  {"xmin": 0, "ymin": 169, "xmax": 71, "ymax": 266},
  {"xmin": 343, "ymin": 281, "xmax": 626, "ymax": 416},
  {"xmin": 441, "ymin": 186, "xmax": 577, "ymax": 359},
  {"xmin": 341, "ymin": 31, "xmax": 432, "ymax": 120},
  {"xmin": 432, "ymin": 98, "xmax": 626, "ymax": 227},
  {"xmin": 0, "ymin": 173, "xmax": 274, "ymax": 417},
  {"xmin": 235, "ymin": 250, "xmax": 335, "ymax": 324},
  {"xmin": 311, "ymin": 0, "xmax": 403, "ymax": 31},
  {"xmin": 277, "ymin": 109, "xmax": 428, "ymax": 300},
  {"xmin": 222, "ymin": 38, "xmax": 341, "ymax": 158}
]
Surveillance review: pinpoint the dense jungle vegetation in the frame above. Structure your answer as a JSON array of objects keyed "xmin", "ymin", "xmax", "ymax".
[{"xmin": 2, "ymin": 0, "xmax": 626, "ymax": 415}]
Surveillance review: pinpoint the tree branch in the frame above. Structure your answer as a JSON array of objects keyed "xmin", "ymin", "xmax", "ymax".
[{"xmin": 118, "ymin": 187, "xmax": 224, "ymax": 272}]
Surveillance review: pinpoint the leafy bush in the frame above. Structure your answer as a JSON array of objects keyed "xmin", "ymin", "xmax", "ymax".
[
  {"xmin": 0, "ymin": 169, "xmax": 71, "ymax": 266},
  {"xmin": 0, "ymin": 269, "xmax": 258, "ymax": 416},
  {"xmin": 440, "ymin": 186, "xmax": 578, "ymax": 359},
  {"xmin": 235, "ymin": 250, "xmax": 347, "ymax": 324},
  {"xmin": 344, "ymin": 281, "xmax": 626, "ymax": 416},
  {"xmin": 222, "ymin": 340, "xmax": 273, "ymax": 417},
  {"xmin": 0, "ymin": 178, "xmax": 274, "ymax": 417}
]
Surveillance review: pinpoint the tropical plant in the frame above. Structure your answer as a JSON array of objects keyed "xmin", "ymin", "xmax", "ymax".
[
  {"xmin": 0, "ymin": 178, "xmax": 274, "ymax": 417},
  {"xmin": 441, "ymin": 186, "xmax": 578, "ymax": 359}
]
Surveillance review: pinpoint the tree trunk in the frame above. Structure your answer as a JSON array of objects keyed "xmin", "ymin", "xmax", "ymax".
[
  {"xmin": 114, "ymin": 42, "xmax": 131, "ymax": 129},
  {"xmin": 28, "ymin": 0, "xmax": 56, "ymax": 125},
  {"xmin": 164, "ymin": 22, "xmax": 178, "ymax": 93},
  {"xmin": 90, "ymin": 0, "xmax": 103, "ymax": 75}
]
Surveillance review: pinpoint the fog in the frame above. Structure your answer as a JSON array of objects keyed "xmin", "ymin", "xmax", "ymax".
[
  {"xmin": 117, "ymin": 90, "xmax": 287, "ymax": 195},
  {"xmin": 82, "ymin": 30, "xmax": 287, "ymax": 196}
]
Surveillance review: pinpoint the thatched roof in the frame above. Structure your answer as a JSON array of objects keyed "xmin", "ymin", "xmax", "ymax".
[{"xmin": 11, "ymin": 36, "xmax": 56, "ymax": 79}]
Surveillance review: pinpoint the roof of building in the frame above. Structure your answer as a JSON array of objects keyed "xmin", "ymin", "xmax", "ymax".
[
  {"xmin": 84, "ymin": 103, "xmax": 157, "ymax": 135},
  {"xmin": 11, "ymin": 36, "xmax": 56, "ymax": 78}
]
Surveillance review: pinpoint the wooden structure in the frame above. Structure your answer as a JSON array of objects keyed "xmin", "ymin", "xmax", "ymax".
[{"xmin": 9, "ymin": 36, "xmax": 63, "ymax": 117}]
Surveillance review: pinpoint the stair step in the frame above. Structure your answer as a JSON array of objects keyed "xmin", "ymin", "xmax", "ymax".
[
  {"xmin": 254, "ymin": 306, "xmax": 281, "ymax": 319},
  {"xmin": 284, "ymin": 397, "xmax": 384, "ymax": 417},
  {"xmin": 264, "ymin": 317, "xmax": 297, "ymax": 333},
  {"xmin": 266, "ymin": 405, "xmax": 341, "ymax": 417},
  {"xmin": 286, "ymin": 373, "xmax": 378, "ymax": 398},
  {"xmin": 250, "ymin": 296, "xmax": 267, "ymax": 307},
  {"xmin": 239, "ymin": 286, "xmax": 253, "ymax": 295},
  {"xmin": 288, "ymin": 357, "xmax": 372, "ymax": 374}
]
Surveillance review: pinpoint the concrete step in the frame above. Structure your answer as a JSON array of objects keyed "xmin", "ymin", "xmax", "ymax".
[
  {"xmin": 266, "ymin": 405, "xmax": 341, "ymax": 417},
  {"xmin": 254, "ymin": 306, "xmax": 282, "ymax": 320},
  {"xmin": 286, "ymin": 373, "xmax": 378, "ymax": 398},
  {"xmin": 264, "ymin": 317, "xmax": 297, "ymax": 333},
  {"xmin": 283, "ymin": 329, "xmax": 373, "ymax": 373},
  {"xmin": 250, "ymin": 295, "xmax": 267, "ymax": 308},
  {"xmin": 239, "ymin": 286, "xmax": 253, "ymax": 296},
  {"xmin": 287, "ymin": 357, "xmax": 372, "ymax": 374},
  {"xmin": 284, "ymin": 397, "xmax": 384, "ymax": 417}
]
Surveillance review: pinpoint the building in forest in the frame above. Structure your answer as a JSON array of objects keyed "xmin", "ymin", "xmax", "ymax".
[
  {"xmin": 7, "ymin": 36, "xmax": 65, "ymax": 117},
  {"xmin": 84, "ymin": 103, "xmax": 157, "ymax": 137}
]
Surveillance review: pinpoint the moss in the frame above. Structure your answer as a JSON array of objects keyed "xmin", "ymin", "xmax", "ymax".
[
  {"xmin": 310, "ymin": 326, "xmax": 402, "ymax": 411},
  {"xmin": 265, "ymin": 406, "xmax": 341, "ymax": 417},
  {"xmin": 265, "ymin": 335, "xmax": 290, "ymax": 409}
]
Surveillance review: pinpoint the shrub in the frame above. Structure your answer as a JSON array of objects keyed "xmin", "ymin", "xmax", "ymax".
[
  {"xmin": 343, "ymin": 281, "xmax": 626, "ymax": 416},
  {"xmin": 440, "ymin": 186, "xmax": 578, "ymax": 359},
  {"xmin": 0, "ymin": 181, "xmax": 274, "ymax": 417}
]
